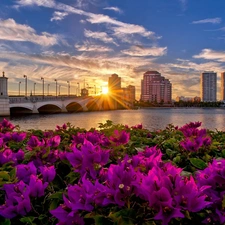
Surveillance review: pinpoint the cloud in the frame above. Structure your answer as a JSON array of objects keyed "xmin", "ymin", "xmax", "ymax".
[
  {"xmin": 2, "ymin": 49, "xmax": 220, "ymax": 98},
  {"xmin": 193, "ymin": 48, "xmax": 225, "ymax": 62},
  {"xmin": 0, "ymin": 50, "xmax": 156, "ymax": 83},
  {"xmin": 0, "ymin": 18, "xmax": 60, "ymax": 46},
  {"xmin": 192, "ymin": 17, "xmax": 222, "ymax": 24},
  {"xmin": 103, "ymin": 7, "xmax": 123, "ymax": 14},
  {"xmin": 167, "ymin": 58, "xmax": 224, "ymax": 72},
  {"xmin": 121, "ymin": 45, "xmax": 167, "ymax": 57},
  {"xmin": 15, "ymin": 0, "xmax": 159, "ymax": 40},
  {"xmin": 51, "ymin": 11, "xmax": 69, "ymax": 21},
  {"xmin": 112, "ymin": 25, "xmax": 157, "ymax": 38},
  {"xmin": 86, "ymin": 14, "xmax": 157, "ymax": 39},
  {"xmin": 75, "ymin": 43, "xmax": 113, "ymax": 52},
  {"xmin": 16, "ymin": 0, "xmax": 55, "ymax": 7},
  {"xmin": 84, "ymin": 29, "xmax": 117, "ymax": 45}
]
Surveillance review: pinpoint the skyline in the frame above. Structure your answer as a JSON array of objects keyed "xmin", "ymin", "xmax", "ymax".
[{"xmin": 1, "ymin": 1, "xmax": 225, "ymax": 99}]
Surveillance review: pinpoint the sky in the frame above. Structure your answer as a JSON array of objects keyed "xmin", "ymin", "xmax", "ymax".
[{"xmin": 1, "ymin": 0, "xmax": 225, "ymax": 99}]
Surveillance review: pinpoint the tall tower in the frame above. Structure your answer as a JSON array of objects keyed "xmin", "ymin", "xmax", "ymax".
[
  {"xmin": 0, "ymin": 71, "xmax": 10, "ymax": 116},
  {"xmin": 200, "ymin": 71, "xmax": 217, "ymax": 102},
  {"xmin": 140, "ymin": 71, "xmax": 172, "ymax": 103},
  {"xmin": 108, "ymin": 74, "xmax": 121, "ymax": 92},
  {"xmin": 221, "ymin": 72, "xmax": 225, "ymax": 101}
]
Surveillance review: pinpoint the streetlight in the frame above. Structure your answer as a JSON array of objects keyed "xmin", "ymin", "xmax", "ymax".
[
  {"xmin": 77, "ymin": 82, "xmax": 80, "ymax": 96},
  {"xmin": 33, "ymin": 82, "xmax": 36, "ymax": 96},
  {"xmin": 47, "ymin": 84, "xmax": 50, "ymax": 96},
  {"xmin": 67, "ymin": 81, "xmax": 70, "ymax": 97},
  {"xmin": 54, "ymin": 79, "xmax": 57, "ymax": 97},
  {"xmin": 59, "ymin": 85, "xmax": 61, "ymax": 96},
  {"xmin": 23, "ymin": 75, "xmax": 27, "ymax": 97},
  {"xmin": 18, "ymin": 81, "xmax": 21, "ymax": 96},
  {"xmin": 41, "ymin": 77, "xmax": 44, "ymax": 98}
]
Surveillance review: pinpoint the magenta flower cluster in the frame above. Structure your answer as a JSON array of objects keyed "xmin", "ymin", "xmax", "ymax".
[
  {"xmin": 52, "ymin": 145, "xmax": 212, "ymax": 225},
  {"xmin": 196, "ymin": 159, "xmax": 225, "ymax": 224},
  {"xmin": 179, "ymin": 122, "xmax": 211, "ymax": 151},
  {"xmin": 0, "ymin": 118, "xmax": 224, "ymax": 225}
]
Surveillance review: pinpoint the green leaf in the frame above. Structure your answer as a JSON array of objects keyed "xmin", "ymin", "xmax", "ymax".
[
  {"xmin": 180, "ymin": 171, "xmax": 192, "ymax": 177},
  {"xmin": 20, "ymin": 216, "xmax": 35, "ymax": 224},
  {"xmin": 94, "ymin": 215, "xmax": 111, "ymax": 225},
  {"xmin": 38, "ymin": 214, "xmax": 47, "ymax": 220},
  {"xmin": 24, "ymin": 151, "xmax": 35, "ymax": 162},
  {"xmin": 0, "ymin": 219, "xmax": 11, "ymax": 225},
  {"xmin": 222, "ymin": 194, "xmax": 225, "ymax": 210},
  {"xmin": 184, "ymin": 210, "xmax": 191, "ymax": 220},
  {"xmin": 48, "ymin": 192, "xmax": 63, "ymax": 200},
  {"xmin": 49, "ymin": 199, "xmax": 59, "ymax": 210},
  {"xmin": 9, "ymin": 167, "xmax": 16, "ymax": 180},
  {"xmin": 0, "ymin": 171, "xmax": 10, "ymax": 181},
  {"xmin": 222, "ymin": 149, "xmax": 225, "ymax": 158},
  {"xmin": 166, "ymin": 149, "xmax": 176, "ymax": 157},
  {"xmin": 66, "ymin": 171, "xmax": 80, "ymax": 184},
  {"xmin": 190, "ymin": 158, "xmax": 207, "ymax": 169},
  {"xmin": 173, "ymin": 155, "xmax": 181, "ymax": 163}
]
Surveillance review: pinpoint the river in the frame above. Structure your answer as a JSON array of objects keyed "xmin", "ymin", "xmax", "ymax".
[{"xmin": 4, "ymin": 108, "xmax": 225, "ymax": 131}]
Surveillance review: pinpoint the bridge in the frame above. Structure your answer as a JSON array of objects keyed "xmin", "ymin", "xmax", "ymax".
[
  {"xmin": 8, "ymin": 95, "xmax": 105, "ymax": 115},
  {"xmin": 0, "ymin": 72, "xmax": 134, "ymax": 116}
]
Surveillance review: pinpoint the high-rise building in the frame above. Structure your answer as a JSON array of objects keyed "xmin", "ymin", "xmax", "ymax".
[
  {"xmin": 221, "ymin": 72, "xmax": 225, "ymax": 100},
  {"xmin": 140, "ymin": 71, "xmax": 172, "ymax": 103},
  {"xmin": 106, "ymin": 74, "xmax": 136, "ymax": 109},
  {"xmin": 108, "ymin": 74, "xmax": 121, "ymax": 92},
  {"xmin": 126, "ymin": 85, "xmax": 136, "ymax": 103},
  {"xmin": 200, "ymin": 71, "xmax": 217, "ymax": 102}
]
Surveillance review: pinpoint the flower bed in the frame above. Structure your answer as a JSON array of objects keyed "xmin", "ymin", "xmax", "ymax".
[{"xmin": 0, "ymin": 119, "xmax": 224, "ymax": 225}]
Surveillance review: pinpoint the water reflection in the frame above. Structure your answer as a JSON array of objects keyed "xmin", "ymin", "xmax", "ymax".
[{"xmin": 7, "ymin": 108, "xmax": 225, "ymax": 131}]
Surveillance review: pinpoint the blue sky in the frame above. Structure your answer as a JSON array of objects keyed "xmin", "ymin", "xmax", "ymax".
[{"xmin": 0, "ymin": 0, "xmax": 225, "ymax": 99}]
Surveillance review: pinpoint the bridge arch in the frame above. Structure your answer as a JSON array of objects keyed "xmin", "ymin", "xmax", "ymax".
[
  {"xmin": 66, "ymin": 102, "xmax": 83, "ymax": 113},
  {"xmin": 10, "ymin": 106, "xmax": 33, "ymax": 115},
  {"xmin": 37, "ymin": 104, "xmax": 62, "ymax": 114},
  {"xmin": 36, "ymin": 102, "xmax": 63, "ymax": 110}
]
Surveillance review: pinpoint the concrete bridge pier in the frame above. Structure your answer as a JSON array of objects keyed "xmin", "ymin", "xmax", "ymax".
[
  {"xmin": 61, "ymin": 104, "xmax": 67, "ymax": 113},
  {"xmin": 0, "ymin": 98, "xmax": 10, "ymax": 116},
  {"xmin": 32, "ymin": 105, "xmax": 39, "ymax": 114},
  {"xmin": 0, "ymin": 72, "xmax": 10, "ymax": 116}
]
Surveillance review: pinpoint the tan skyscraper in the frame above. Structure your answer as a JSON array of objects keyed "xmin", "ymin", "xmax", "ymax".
[
  {"xmin": 200, "ymin": 71, "xmax": 217, "ymax": 102},
  {"xmin": 107, "ymin": 74, "xmax": 136, "ymax": 109},
  {"xmin": 221, "ymin": 72, "xmax": 225, "ymax": 100},
  {"xmin": 108, "ymin": 74, "xmax": 121, "ymax": 92}
]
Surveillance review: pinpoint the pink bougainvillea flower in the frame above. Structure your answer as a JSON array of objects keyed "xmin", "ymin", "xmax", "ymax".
[
  {"xmin": 27, "ymin": 135, "xmax": 42, "ymax": 149},
  {"xmin": 12, "ymin": 132, "xmax": 26, "ymax": 142},
  {"xmin": 109, "ymin": 130, "xmax": 130, "ymax": 145},
  {"xmin": 39, "ymin": 165, "xmax": 56, "ymax": 183},
  {"xmin": 29, "ymin": 175, "xmax": 48, "ymax": 198}
]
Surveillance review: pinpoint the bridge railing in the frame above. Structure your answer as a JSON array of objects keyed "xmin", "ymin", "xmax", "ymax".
[{"xmin": 9, "ymin": 95, "xmax": 81, "ymax": 104}]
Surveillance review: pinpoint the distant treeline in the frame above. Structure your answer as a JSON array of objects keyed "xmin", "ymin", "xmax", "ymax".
[{"xmin": 135, "ymin": 100, "xmax": 223, "ymax": 107}]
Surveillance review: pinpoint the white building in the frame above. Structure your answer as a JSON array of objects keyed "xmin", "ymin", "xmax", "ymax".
[{"xmin": 200, "ymin": 71, "xmax": 217, "ymax": 102}]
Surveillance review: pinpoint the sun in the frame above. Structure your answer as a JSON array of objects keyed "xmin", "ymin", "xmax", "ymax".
[{"xmin": 102, "ymin": 87, "xmax": 108, "ymax": 94}]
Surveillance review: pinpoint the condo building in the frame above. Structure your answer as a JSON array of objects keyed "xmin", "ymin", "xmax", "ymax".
[
  {"xmin": 200, "ymin": 71, "xmax": 217, "ymax": 102},
  {"xmin": 140, "ymin": 71, "xmax": 172, "ymax": 103},
  {"xmin": 108, "ymin": 74, "xmax": 121, "ymax": 91},
  {"xmin": 107, "ymin": 74, "xmax": 136, "ymax": 109}
]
